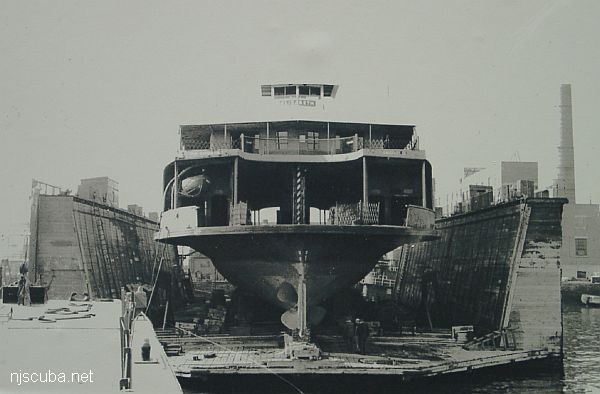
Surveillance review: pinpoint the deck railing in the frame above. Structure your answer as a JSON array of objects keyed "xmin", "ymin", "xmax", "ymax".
[
  {"xmin": 228, "ymin": 201, "xmax": 381, "ymax": 226},
  {"xmin": 182, "ymin": 138, "xmax": 241, "ymax": 151},
  {"xmin": 230, "ymin": 201, "xmax": 251, "ymax": 225},
  {"xmin": 119, "ymin": 289, "xmax": 135, "ymax": 390},
  {"xmin": 180, "ymin": 135, "xmax": 419, "ymax": 155},
  {"xmin": 327, "ymin": 202, "xmax": 380, "ymax": 225},
  {"xmin": 160, "ymin": 203, "xmax": 435, "ymax": 231},
  {"xmin": 241, "ymin": 135, "xmax": 359, "ymax": 155}
]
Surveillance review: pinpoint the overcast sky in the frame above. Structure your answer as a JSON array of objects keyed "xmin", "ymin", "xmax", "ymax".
[{"xmin": 1, "ymin": 0, "xmax": 599, "ymax": 238}]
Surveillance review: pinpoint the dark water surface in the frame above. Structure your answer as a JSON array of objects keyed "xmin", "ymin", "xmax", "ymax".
[
  {"xmin": 183, "ymin": 303, "xmax": 599, "ymax": 393},
  {"xmin": 562, "ymin": 303, "xmax": 600, "ymax": 393}
]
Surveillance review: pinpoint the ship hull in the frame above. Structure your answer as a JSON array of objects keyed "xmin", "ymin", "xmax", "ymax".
[{"xmin": 159, "ymin": 225, "xmax": 437, "ymax": 315}]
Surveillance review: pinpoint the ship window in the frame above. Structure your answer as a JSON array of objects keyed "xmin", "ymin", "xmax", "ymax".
[
  {"xmin": 576, "ymin": 238, "xmax": 588, "ymax": 256},
  {"xmin": 309, "ymin": 86, "xmax": 321, "ymax": 96},
  {"xmin": 577, "ymin": 270, "xmax": 587, "ymax": 279},
  {"xmin": 285, "ymin": 86, "xmax": 296, "ymax": 95},
  {"xmin": 277, "ymin": 131, "xmax": 288, "ymax": 149},
  {"xmin": 298, "ymin": 86, "xmax": 310, "ymax": 96},
  {"xmin": 274, "ymin": 87, "xmax": 285, "ymax": 96}
]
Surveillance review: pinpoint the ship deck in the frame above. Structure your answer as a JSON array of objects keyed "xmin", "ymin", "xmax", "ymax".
[{"xmin": 0, "ymin": 299, "xmax": 182, "ymax": 393}]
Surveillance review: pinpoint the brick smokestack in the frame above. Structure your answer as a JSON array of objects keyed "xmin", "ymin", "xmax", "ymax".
[{"xmin": 555, "ymin": 84, "xmax": 576, "ymax": 203}]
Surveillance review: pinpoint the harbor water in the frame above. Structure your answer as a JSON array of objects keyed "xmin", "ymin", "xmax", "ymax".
[
  {"xmin": 182, "ymin": 302, "xmax": 599, "ymax": 393},
  {"xmin": 562, "ymin": 302, "xmax": 600, "ymax": 393},
  {"xmin": 442, "ymin": 302, "xmax": 600, "ymax": 393}
]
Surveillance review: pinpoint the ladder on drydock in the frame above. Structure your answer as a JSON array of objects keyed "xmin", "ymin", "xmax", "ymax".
[
  {"xmin": 499, "ymin": 203, "xmax": 532, "ymax": 332},
  {"xmin": 392, "ymin": 245, "xmax": 410, "ymax": 299},
  {"xmin": 91, "ymin": 202, "xmax": 119, "ymax": 298}
]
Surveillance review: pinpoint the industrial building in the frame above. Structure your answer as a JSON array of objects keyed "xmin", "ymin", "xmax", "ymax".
[
  {"xmin": 553, "ymin": 84, "xmax": 600, "ymax": 280},
  {"xmin": 77, "ymin": 176, "xmax": 119, "ymax": 207},
  {"xmin": 443, "ymin": 161, "xmax": 539, "ymax": 216}
]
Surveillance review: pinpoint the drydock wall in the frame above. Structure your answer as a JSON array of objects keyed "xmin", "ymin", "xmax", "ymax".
[
  {"xmin": 32, "ymin": 196, "xmax": 87, "ymax": 298},
  {"xmin": 503, "ymin": 199, "xmax": 564, "ymax": 352},
  {"xmin": 29, "ymin": 194, "xmax": 177, "ymax": 299},
  {"xmin": 394, "ymin": 198, "xmax": 565, "ymax": 352}
]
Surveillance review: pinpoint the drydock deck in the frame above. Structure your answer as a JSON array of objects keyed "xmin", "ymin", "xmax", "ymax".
[
  {"xmin": 166, "ymin": 333, "xmax": 556, "ymax": 381},
  {"xmin": 0, "ymin": 299, "xmax": 182, "ymax": 393}
]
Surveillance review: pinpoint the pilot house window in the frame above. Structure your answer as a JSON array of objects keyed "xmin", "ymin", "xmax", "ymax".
[
  {"xmin": 575, "ymin": 238, "xmax": 588, "ymax": 257},
  {"xmin": 298, "ymin": 86, "xmax": 321, "ymax": 96},
  {"xmin": 285, "ymin": 86, "xmax": 296, "ymax": 95},
  {"xmin": 298, "ymin": 86, "xmax": 310, "ymax": 95}
]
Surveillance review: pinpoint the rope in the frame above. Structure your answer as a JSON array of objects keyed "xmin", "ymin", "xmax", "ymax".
[
  {"xmin": 145, "ymin": 255, "xmax": 164, "ymax": 315},
  {"xmin": 172, "ymin": 326, "xmax": 305, "ymax": 394}
]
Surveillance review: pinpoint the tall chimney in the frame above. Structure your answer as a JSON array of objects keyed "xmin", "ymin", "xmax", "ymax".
[{"xmin": 555, "ymin": 84, "xmax": 576, "ymax": 203}]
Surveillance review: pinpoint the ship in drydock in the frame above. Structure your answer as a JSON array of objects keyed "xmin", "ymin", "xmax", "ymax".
[
  {"xmin": 156, "ymin": 84, "xmax": 438, "ymax": 341},
  {"xmin": 149, "ymin": 85, "xmax": 571, "ymax": 390}
]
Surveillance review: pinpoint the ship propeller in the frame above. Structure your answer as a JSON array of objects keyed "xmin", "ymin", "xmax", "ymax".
[
  {"xmin": 281, "ymin": 306, "xmax": 326, "ymax": 330},
  {"xmin": 276, "ymin": 282, "xmax": 297, "ymax": 306}
]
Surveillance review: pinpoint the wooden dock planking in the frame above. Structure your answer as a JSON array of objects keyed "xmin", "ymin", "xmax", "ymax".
[{"xmin": 167, "ymin": 333, "xmax": 557, "ymax": 380}]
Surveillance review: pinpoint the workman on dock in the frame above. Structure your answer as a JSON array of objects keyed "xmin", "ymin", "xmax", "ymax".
[
  {"xmin": 355, "ymin": 319, "xmax": 370, "ymax": 355},
  {"xmin": 17, "ymin": 275, "xmax": 29, "ymax": 306},
  {"xmin": 134, "ymin": 286, "xmax": 148, "ymax": 316},
  {"xmin": 343, "ymin": 318, "xmax": 355, "ymax": 353}
]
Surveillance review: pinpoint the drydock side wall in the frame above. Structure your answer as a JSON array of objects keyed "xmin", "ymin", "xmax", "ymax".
[
  {"xmin": 395, "ymin": 201, "xmax": 523, "ymax": 333},
  {"xmin": 503, "ymin": 199, "xmax": 563, "ymax": 352},
  {"xmin": 31, "ymin": 196, "xmax": 87, "ymax": 298},
  {"xmin": 29, "ymin": 194, "xmax": 178, "ymax": 299},
  {"xmin": 394, "ymin": 198, "xmax": 565, "ymax": 352}
]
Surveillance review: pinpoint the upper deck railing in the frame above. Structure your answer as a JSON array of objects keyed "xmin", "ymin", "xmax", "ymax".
[
  {"xmin": 158, "ymin": 203, "xmax": 435, "ymax": 236},
  {"xmin": 180, "ymin": 135, "xmax": 419, "ymax": 156}
]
